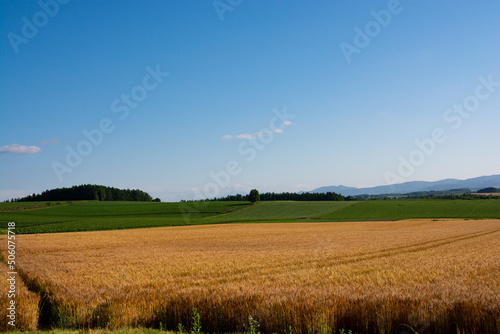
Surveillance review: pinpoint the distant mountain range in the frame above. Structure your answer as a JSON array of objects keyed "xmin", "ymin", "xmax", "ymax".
[{"xmin": 310, "ymin": 174, "xmax": 500, "ymax": 197}]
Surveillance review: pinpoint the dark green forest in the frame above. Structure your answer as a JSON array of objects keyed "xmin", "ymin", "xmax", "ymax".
[{"xmin": 11, "ymin": 184, "xmax": 155, "ymax": 202}]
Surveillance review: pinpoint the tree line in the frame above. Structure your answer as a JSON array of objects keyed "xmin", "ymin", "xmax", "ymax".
[
  {"xmin": 10, "ymin": 184, "xmax": 157, "ymax": 202},
  {"xmin": 477, "ymin": 187, "xmax": 500, "ymax": 193},
  {"xmin": 188, "ymin": 189, "xmax": 500, "ymax": 203},
  {"xmin": 199, "ymin": 191, "xmax": 354, "ymax": 202},
  {"xmin": 366, "ymin": 193, "xmax": 500, "ymax": 200}
]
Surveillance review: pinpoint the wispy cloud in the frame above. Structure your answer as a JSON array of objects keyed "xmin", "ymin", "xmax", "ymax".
[
  {"xmin": 222, "ymin": 121, "xmax": 293, "ymax": 140},
  {"xmin": 0, "ymin": 144, "xmax": 42, "ymax": 154},
  {"xmin": 38, "ymin": 139, "xmax": 61, "ymax": 145}
]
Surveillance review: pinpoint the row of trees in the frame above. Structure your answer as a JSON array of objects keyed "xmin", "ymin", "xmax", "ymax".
[
  {"xmin": 361, "ymin": 193, "xmax": 500, "ymax": 200},
  {"xmin": 12, "ymin": 184, "xmax": 156, "ymax": 202},
  {"xmin": 190, "ymin": 188, "xmax": 500, "ymax": 203},
  {"xmin": 205, "ymin": 190, "xmax": 352, "ymax": 202},
  {"xmin": 477, "ymin": 187, "xmax": 500, "ymax": 193},
  {"xmin": 418, "ymin": 193, "xmax": 500, "ymax": 200}
]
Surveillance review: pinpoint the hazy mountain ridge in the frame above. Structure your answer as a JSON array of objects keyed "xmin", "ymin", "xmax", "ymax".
[{"xmin": 311, "ymin": 174, "xmax": 500, "ymax": 196}]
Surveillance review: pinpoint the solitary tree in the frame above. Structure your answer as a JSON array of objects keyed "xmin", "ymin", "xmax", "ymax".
[{"xmin": 248, "ymin": 189, "xmax": 260, "ymax": 203}]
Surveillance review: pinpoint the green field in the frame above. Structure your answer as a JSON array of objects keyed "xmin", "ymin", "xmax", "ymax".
[
  {"xmin": 0, "ymin": 199, "xmax": 499, "ymax": 234},
  {"xmin": 316, "ymin": 199, "xmax": 500, "ymax": 221},
  {"xmin": 0, "ymin": 201, "xmax": 252, "ymax": 234}
]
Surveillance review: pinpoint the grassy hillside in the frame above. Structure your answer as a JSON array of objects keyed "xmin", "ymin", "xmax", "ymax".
[{"xmin": 1, "ymin": 199, "xmax": 499, "ymax": 234}]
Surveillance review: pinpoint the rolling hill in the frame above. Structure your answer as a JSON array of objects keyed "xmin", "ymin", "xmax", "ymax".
[{"xmin": 310, "ymin": 174, "xmax": 500, "ymax": 196}]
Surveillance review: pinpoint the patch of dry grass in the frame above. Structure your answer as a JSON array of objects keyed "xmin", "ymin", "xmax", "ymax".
[{"xmin": 1, "ymin": 220, "xmax": 499, "ymax": 333}]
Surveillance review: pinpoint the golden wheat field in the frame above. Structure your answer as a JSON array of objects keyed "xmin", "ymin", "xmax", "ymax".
[{"xmin": 1, "ymin": 219, "xmax": 500, "ymax": 333}]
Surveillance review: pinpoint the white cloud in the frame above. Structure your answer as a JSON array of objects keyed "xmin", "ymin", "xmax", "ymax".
[
  {"xmin": 0, "ymin": 144, "xmax": 42, "ymax": 154},
  {"xmin": 223, "ymin": 121, "xmax": 293, "ymax": 140},
  {"xmin": 236, "ymin": 134, "xmax": 254, "ymax": 140}
]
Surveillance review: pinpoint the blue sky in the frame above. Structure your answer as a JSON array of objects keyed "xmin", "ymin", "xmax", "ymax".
[{"xmin": 1, "ymin": 0, "xmax": 499, "ymax": 202}]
